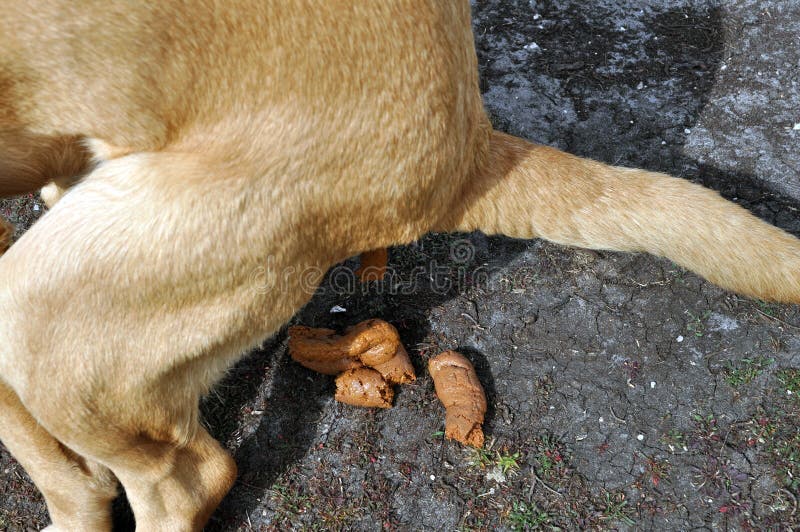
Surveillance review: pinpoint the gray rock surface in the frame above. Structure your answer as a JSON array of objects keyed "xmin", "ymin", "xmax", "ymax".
[{"xmin": 476, "ymin": 0, "xmax": 800, "ymax": 201}]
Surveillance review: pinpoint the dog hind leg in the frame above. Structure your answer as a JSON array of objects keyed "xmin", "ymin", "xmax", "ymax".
[
  {"xmin": 0, "ymin": 149, "xmax": 307, "ymax": 529},
  {"xmin": 0, "ymin": 380, "xmax": 118, "ymax": 531},
  {"xmin": 0, "ymin": 129, "xmax": 91, "ymax": 199}
]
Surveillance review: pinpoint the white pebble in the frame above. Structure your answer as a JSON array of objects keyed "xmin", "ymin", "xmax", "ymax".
[
  {"xmin": 430, "ymin": 475, "xmax": 435, "ymax": 481},
  {"xmin": 650, "ymin": 381, "xmax": 656, "ymax": 389},
  {"xmin": 676, "ymin": 335, "xmax": 684, "ymax": 342},
  {"xmin": 599, "ymin": 416, "xmax": 605, "ymax": 423},
  {"xmin": 637, "ymin": 434, "xmax": 645, "ymax": 441}
]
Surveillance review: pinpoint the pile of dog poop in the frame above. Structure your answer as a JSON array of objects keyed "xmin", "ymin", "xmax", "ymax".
[{"xmin": 288, "ymin": 319, "xmax": 487, "ymax": 447}]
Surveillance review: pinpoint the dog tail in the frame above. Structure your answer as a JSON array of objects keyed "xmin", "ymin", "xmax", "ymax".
[
  {"xmin": 439, "ymin": 130, "xmax": 800, "ymax": 303},
  {"xmin": 0, "ymin": 130, "xmax": 90, "ymax": 197}
]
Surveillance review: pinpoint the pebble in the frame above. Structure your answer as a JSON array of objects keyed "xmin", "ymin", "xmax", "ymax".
[
  {"xmin": 676, "ymin": 335, "xmax": 684, "ymax": 342},
  {"xmin": 486, "ymin": 466, "xmax": 507, "ymax": 483},
  {"xmin": 637, "ymin": 434, "xmax": 645, "ymax": 441}
]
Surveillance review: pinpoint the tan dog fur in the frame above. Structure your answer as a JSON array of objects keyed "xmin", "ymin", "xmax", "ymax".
[{"xmin": 1, "ymin": 1, "xmax": 799, "ymax": 529}]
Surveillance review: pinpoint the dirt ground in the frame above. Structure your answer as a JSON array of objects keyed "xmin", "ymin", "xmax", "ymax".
[{"xmin": 2, "ymin": 1, "xmax": 800, "ymax": 530}]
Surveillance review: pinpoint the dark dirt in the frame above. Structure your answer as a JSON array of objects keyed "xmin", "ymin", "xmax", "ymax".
[{"xmin": 2, "ymin": 1, "xmax": 800, "ymax": 530}]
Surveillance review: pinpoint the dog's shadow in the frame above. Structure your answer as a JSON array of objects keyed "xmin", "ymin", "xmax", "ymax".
[{"xmin": 202, "ymin": 233, "xmax": 511, "ymax": 529}]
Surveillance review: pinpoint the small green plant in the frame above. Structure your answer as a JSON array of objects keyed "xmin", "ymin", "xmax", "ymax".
[
  {"xmin": 660, "ymin": 429, "xmax": 687, "ymax": 453},
  {"xmin": 507, "ymin": 501, "xmax": 556, "ymax": 531},
  {"xmin": 771, "ymin": 429, "xmax": 800, "ymax": 492},
  {"xmin": 724, "ymin": 356, "xmax": 774, "ymax": 387},
  {"xmin": 467, "ymin": 448, "xmax": 521, "ymax": 474},
  {"xmin": 686, "ymin": 310, "xmax": 711, "ymax": 337},
  {"xmin": 691, "ymin": 412, "xmax": 721, "ymax": 448},
  {"xmin": 756, "ymin": 299, "xmax": 777, "ymax": 317},
  {"xmin": 777, "ymin": 368, "xmax": 800, "ymax": 398},
  {"xmin": 668, "ymin": 263, "xmax": 687, "ymax": 283},
  {"xmin": 691, "ymin": 412, "xmax": 715, "ymax": 424},
  {"xmin": 271, "ymin": 482, "xmax": 312, "ymax": 518},
  {"xmin": 467, "ymin": 447, "xmax": 494, "ymax": 469},
  {"xmin": 600, "ymin": 491, "xmax": 635, "ymax": 526},
  {"xmin": 536, "ymin": 452, "xmax": 555, "ymax": 475},
  {"xmin": 644, "ymin": 455, "xmax": 671, "ymax": 487},
  {"xmin": 496, "ymin": 451, "xmax": 521, "ymax": 474},
  {"xmin": 532, "ymin": 435, "xmax": 565, "ymax": 479},
  {"xmin": 744, "ymin": 415, "xmax": 777, "ymax": 447}
]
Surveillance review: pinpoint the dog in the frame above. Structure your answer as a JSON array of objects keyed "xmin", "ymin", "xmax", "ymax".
[{"xmin": 1, "ymin": 1, "xmax": 799, "ymax": 529}]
